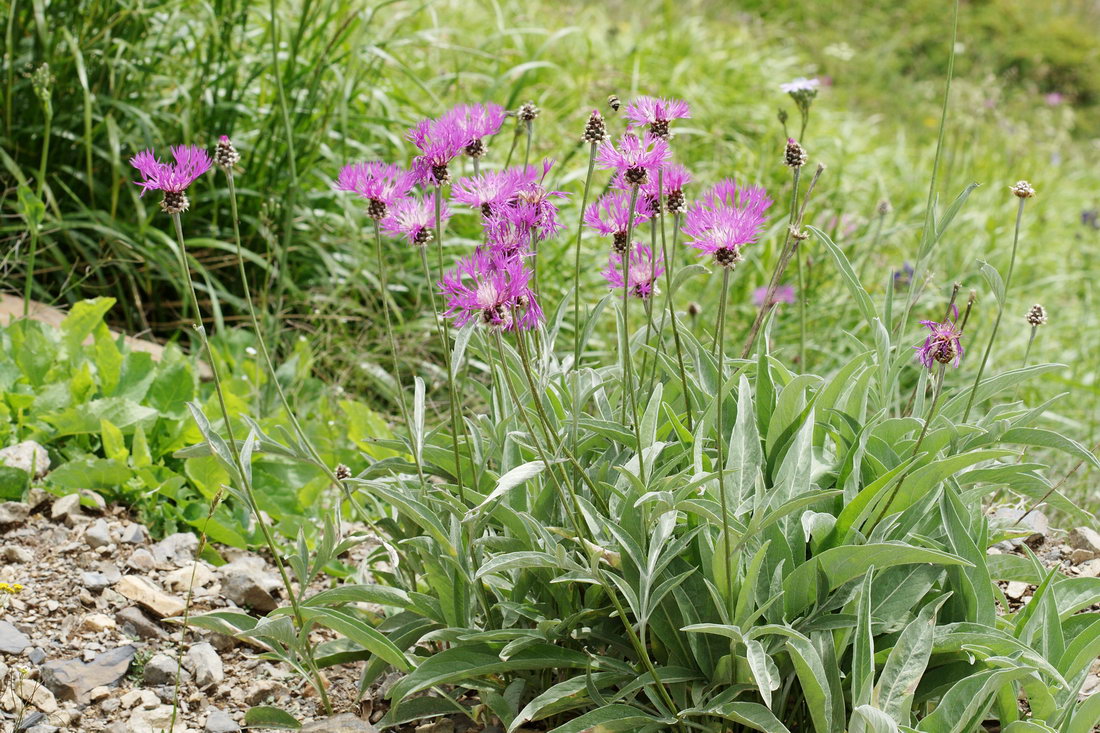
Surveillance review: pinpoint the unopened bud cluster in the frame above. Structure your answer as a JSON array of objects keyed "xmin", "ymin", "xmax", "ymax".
[
  {"xmin": 784, "ymin": 138, "xmax": 807, "ymax": 168},
  {"xmin": 1025, "ymin": 304, "xmax": 1047, "ymax": 327},
  {"xmin": 582, "ymin": 110, "xmax": 607, "ymax": 145}
]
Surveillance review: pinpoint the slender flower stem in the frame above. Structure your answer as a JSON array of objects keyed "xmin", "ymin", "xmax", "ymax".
[
  {"xmin": 24, "ymin": 105, "xmax": 52, "ymax": 317},
  {"xmin": 870, "ymin": 363, "xmax": 946, "ymax": 530},
  {"xmin": 170, "ymin": 212, "xmax": 329, "ymax": 713},
  {"xmin": 523, "ymin": 119, "xmax": 533, "ymax": 169},
  {"xmin": 621, "ymin": 185, "xmax": 645, "ymax": 485},
  {"xmin": 786, "ymin": 167, "xmax": 806, "ymax": 368},
  {"xmin": 962, "ymin": 197, "xmax": 1027, "ymax": 422},
  {"xmin": 659, "ymin": 213, "xmax": 694, "ymax": 430},
  {"xmin": 572, "ymin": 143, "xmax": 599, "ymax": 367},
  {"xmin": 715, "ymin": 268, "xmax": 735, "ymax": 615}
]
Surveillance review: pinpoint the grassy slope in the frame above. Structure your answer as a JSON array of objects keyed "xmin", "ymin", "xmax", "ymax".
[{"xmin": 3, "ymin": 0, "xmax": 1098, "ymax": 505}]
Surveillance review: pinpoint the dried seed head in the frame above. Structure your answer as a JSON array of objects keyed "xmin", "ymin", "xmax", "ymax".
[
  {"xmin": 464, "ymin": 138, "xmax": 486, "ymax": 158},
  {"xmin": 1025, "ymin": 303, "xmax": 1047, "ymax": 327},
  {"xmin": 334, "ymin": 464, "xmax": 352, "ymax": 480},
  {"xmin": 877, "ymin": 199, "xmax": 892, "ymax": 216},
  {"xmin": 788, "ymin": 225, "xmax": 809, "ymax": 241},
  {"xmin": 666, "ymin": 190, "xmax": 686, "ymax": 215},
  {"xmin": 160, "ymin": 190, "xmax": 189, "ymax": 215},
  {"xmin": 784, "ymin": 138, "xmax": 807, "ymax": 168},
  {"xmin": 214, "ymin": 135, "xmax": 240, "ymax": 170},
  {"xmin": 1011, "ymin": 180, "xmax": 1036, "ymax": 199},
  {"xmin": 713, "ymin": 246, "xmax": 744, "ymax": 269},
  {"xmin": 582, "ymin": 109, "xmax": 607, "ymax": 145},
  {"xmin": 518, "ymin": 101, "xmax": 540, "ymax": 122},
  {"xmin": 687, "ymin": 301, "xmax": 702, "ymax": 317}
]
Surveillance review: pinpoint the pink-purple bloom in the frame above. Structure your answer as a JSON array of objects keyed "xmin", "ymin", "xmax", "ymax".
[
  {"xmin": 407, "ymin": 117, "xmax": 468, "ymax": 186},
  {"xmin": 130, "ymin": 144, "xmax": 212, "ymax": 214},
  {"xmin": 505, "ymin": 160, "xmax": 568, "ymax": 240},
  {"xmin": 602, "ymin": 244, "xmax": 664, "ymax": 299},
  {"xmin": 439, "ymin": 248, "xmax": 541, "ymax": 331},
  {"xmin": 596, "ymin": 132, "xmax": 671, "ymax": 186},
  {"xmin": 443, "ymin": 103, "xmax": 507, "ymax": 157},
  {"xmin": 452, "ymin": 169, "xmax": 524, "ymax": 217},
  {"xmin": 682, "ymin": 179, "xmax": 772, "ymax": 267},
  {"xmin": 915, "ymin": 306, "xmax": 964, "ymax": 369},
  {"xmin": 380, "ymin": 192, "xmax": 450, "ymax": 246},
  {"xmin": 335, "ymin": 162, "xmax": 415, "ymax": 220},
  {"xmin": 752, "ymin": 285, "xmax": 796, "ymax": 307},
  {"xmin": 585, "ymin": 190, "xmax": 654, "ymax": 251},
  {"xmin": 622, "ymin": 96, "xmax": 691, "ymax": 139}
]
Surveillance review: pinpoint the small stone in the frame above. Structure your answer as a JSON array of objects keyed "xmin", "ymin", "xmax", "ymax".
[
  {"xmin": 28, "ymin": 647, "xmax": 46, "ymax": 665},
  {"xmin": 88, "ymin": 686, "xmax": 111, "ymax": 702},
  {"xmin": 0, "ymin": 501, "xmax": 30, "ymax": 525},
  {"xmin": 243, "ymin": 679, "xmax": 289, "ymax": 706},
  {"xmin": 415, "ymin": 721, "xmax": 454, "ymax": 733},
  {"xmin": 185, "ymin": 642, "xmax": 224, "ymax": 688},
  {"xmin": 116, "ymin": 575, "xmax": 186, "ymax": 618},
  {"xmin": 26, "ymin": 725, "xmax": 60, "ymax": 733},
  {"xmin": 220, "ymin": 562, "xmax": 278, "ymax": 613},
  {"xmin": 164, "ymin": 562, "xmax": 216, "ymax": 593},
  {"xmin": 84, "ymin": 518, "xmax": 111, "ymax": 549},
  {"xmin": 1, "ymin": 545, "xmax": 33, "ymax": 563},
  {"xmin": 100, "ymin": 697, "xmax": 121, "ymax": 714},
  {"xmin": 129, "ymin": 703, "xmax": 185, "ymax": 732},
  {"xmin": 151, "ymin": 532, "xmax": 199, "ymax": 566},
  {"xmin": 127, "ymin": 548, "xmax": 157, "ymax": 572},
  {"xmin": 0, "ymin": 619, "xmax": 31, "ymax": 654},
  {"xmin": 1077, "ymin": 559, "xmax": 1100, "ymax": 578},
  {"xmin": 301, "ymin": 713, "xmax": 379, "ymax": 732},
  {"xmin": 1005, "ymin": 581, "xmax": 1030, "ymax": 600},
  {"xmin": 40, "ymin": 644, "xmax": 136, "ymax": 702},
  {"xmin": 121, "ymin": 524, "xmax": 149, "ymax": 545},
  {"xmin": 116, "ymin": 606, "xmax": 166, "ymax": 640},
  {"xmin": 98, "ymin": 562, "xmax": 122, "ymax": 584},
  {"xmin": 0, "ymin": 440, "xmax": 50, "ymax": 477},
  {"xmin": 50, "ymin": 494, "xmax": 82, "ymax": 524},
  {"xmin": 81, "ymin": 613, "xmax": 116, "ymax": 633},
  {"xmin": 82, "ymin": 571, "xmax": 111, "ymax": 592},
  {"xmin": 78, "ymin": 489, "xmax": 107, "ymax": 512},
  {"xmin": 205, "ymin": 706, "xmax": 241, "ymax": 732},
  {"xmin": 142, "ymin": 653, "xmax": 181, "ymax": 687},
  {"xmin": 989, "ymin": 507, "xmax": 1048, "ymax": 547},
  {"xmin": 1068, "ymin": 527, "xmax": 1100, "ymax": 560},
  {"xmin": 16, "ymin": 679, "xmax": 58, "ymax": 714},
  {"xmin": 120, "ymin": 689, "xmax": 144, "ymax": 709}
]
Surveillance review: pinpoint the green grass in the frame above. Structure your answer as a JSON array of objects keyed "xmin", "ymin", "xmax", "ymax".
[{"xmin": 3, "ymin": 0, "xmax": 1099, "ymax": 509}]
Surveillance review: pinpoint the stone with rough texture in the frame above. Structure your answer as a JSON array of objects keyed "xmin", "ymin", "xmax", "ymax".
[
  {"xmin": 1, "ymin": 544, "xmax": 33, "ymax": 563},
  {"xmin": 0, "ymin": 501, "xmax": 29, "ymax": 525},
  {"xmin": 204, "ymin": 706, "xmax": 241, "ymax": 732},
  {"xmin": 116, "ymin": 575, "xmax": 186, "ymax": 618},
  {"xmin": 49, "ymin": 494, "xmax": 82, "ymax": 524},
  {"xmin": 81, "ymin": 613, "xmax": 116, "ymax": 633},
  {"xmin": 220, "ymin": 563, "xmax": 277, "ymax": 613},
  {"xmin": 243, "ymin": 679, "xmax": 289, "ymax": 706},
  {"xmin": 17, "ymin": 679, "xmax": 58, "ymax": 714},
  {"xmin": 151, "ymin": 532, "xmax": 199, "ymax": 566},
  {"xmin": 1068, "ymin": 527, "xmax": 1100, "ymax": 559},
  {"xmin": 185, "ymin": 641, "xmax": 224, "ymax": 688},
  {"xmin": 0, "ymin": 440, "xmax": 50, "ymax": 477},
  {"xmin": 116, "ymin": 606, "xmax": 166, "ymax": 640},
  {"xmin": 84, "ymin": 518, "xmax": 111, "ymax": 549},
  {"xmin": 127, "ymin": 547, "xmax": 156, "ymax": 572},
  {"xmin": 301, "ymin": 714, "xmax": 379, "ymax": 732},
  {"xmin": 164, "ymin": 562, "xmax": 216, "ymax": 592},
  {"xmin": 0, "ymin": 619, "xmax": 31, "ymax": 654},
  {"xmin": 82, "ymin": 570, "xmax": 111, "ymax": 592},
  {"xmin": 121, "ymin": 523, "xmax": 149, "ymax": 544},
  {"xmin": 142, "ymin": 653, "xmax": 181, "ymax": 687},
  {"xmin": 128, "ymin": 703, "xmax": 186, "ymax": 733},
  {"xmin": 1078, "ymin": 559, "xmax": 1100, "ymax": 578},
  {"xmin": 40, "ymin": 645, "xmax": 136, "ymax": 702}
]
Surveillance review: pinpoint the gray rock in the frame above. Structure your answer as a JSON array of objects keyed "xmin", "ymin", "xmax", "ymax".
[
  {"xmin": 185, "ymin": 642, "xmax": 223, "ymax": 688},
  {"xmin": 25, "ymin": 726, "xmax": 60, "ymax": 733},
  {"xmin": 115, "ymin": 606, "xmax": 165, "ymax": 640},
  {"xmin": 142, "ymin": 653, "xmax": 180, "ymax": 687},
  {"xmin": 243, "ymin": 679, "xmax": 289, "ymax": 706},
  {"xmin": 151, "ymin": 532, "xmax": 198, "ymax": 566},
  {"xmin": 1, "ymin": 545, "xmax": 33, "ymax": 563},
  {"xmin": 0, "ymin": 441, "xmax": 50, "ymax": 477},
  {"xmin": 204, "ymin": 707, "xmax": 240, "ymax": 733},
  {"xmin": 97, "ymin": 563, "xmax": 122, "ymax": 584},
  {"xmin": 120, "ymin": 524, "xmax": 149, "ymax": 545},
  {"xmin": 84, "ymin": 518, "xmax": 111, "ymax": 550},
  {"xmin": 126, "ymin": 548, "xmax": 156, "ymax": 572},
  {"xmin": 27, "ymin": 647, "xmax": 46, "ymax": 665},
  {"xmin": 82, "ymin": 571, "xmax": 111, "ymax": 592},
  {"xmin": 1068, "ymin": 527, "xmax": 1100, "ymax": 559},
  {"xmin": 0, "ymin": 501, "xmax": 29, "ymax": 526},
  {"xmin": 0, "ymin": 619, "xmax": 31, "ymax": 654},
  {"xmin": 220, "ymin": 564, "xmax": 277, "ymax": 613},
  {"xmin": 78, "ymin": 489, "xmax": 107, "ymax": 513},
  {"xmin": 40, "ymin": 645, "xmax": 136, "ymax": 702},
  {"xmin": 14, "ymin": 712, "xmax": 46, "ymax": 730},
  {"xmin": 49, "ymin": 494, "xmax": 82, "ymax": 525},
  {"xmin": 301, "ymin": 714, "xmax": 379, "ymax": 732}
]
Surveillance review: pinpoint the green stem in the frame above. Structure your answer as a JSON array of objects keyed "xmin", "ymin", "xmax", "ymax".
[
  {"xmin": 523, "ymin": 119, "xmax": 533, "ymax": 168},
  {"xmin": 171, "ymin": 212, "xmax": 330, "ymax": 714},
  {"xmin": 715, "ymin": 268, "xmax": 735, "ymax": 614},
  {"xmin": 962, "ymin": 197, "xmax": 1026, "ymax": 423},
  {"xmin": 572, "ymin": 143, "xmax": 598, "ymax": 367},
  {"xmin": 621, "ymin": 185, "xmax": 645, "ymax": 485},
  {"xmin": 24, "ymin": 109, "xmax": 51, "ymax": 316},
  {"xmin": 660, "ymin": 213, "xmax": 693, "ymax": 430}
]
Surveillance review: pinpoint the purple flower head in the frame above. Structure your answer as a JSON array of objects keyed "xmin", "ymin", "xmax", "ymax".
[
  {"xmin": 585, "ymin": 190, "xmax": 654, "ymax": 252},
  {"xmin": 442, "ymin": 103, "xmax": 507, "ymax": 158},
  {"xmin": 505, "ymin": 160, "xmax": 568, "ymax": 240},
  {"xmin": 915, "ymin": 305, "xmax": 964, "ymax": 369},
  {"xmin": 596, "ymin": 132, "xmax": 670, "ymax": 187},
  {"xmin": 893, "ymin": 262, "xmax": 915, "ymax": 290},
  {"xmin": 335, "ymin": 162, "xmax": 415, "ymax": 220},
  {"xmin": 452, "ymin": 169, "xmax": 522, "ymax": 217},
  {"xmin": 634, "ymin": 162, "xmax": 693, "ymax": 215},
  {"xmin": 407, "ymin": 117, "xmax": 468, "ymax": 186},
  {"xmin": 602, "ymin": 243, "xmax": 664, "ymax": 299},
  {"xmin": 130, "ymin": 145, "xmax": 212, "ymax": 214},
  {"xmin": 483, "ymin": 213, "xmax": 531, "ymax": 258},
  {"xmin": 440, "ymin": 248, "xmax": 542, "ymax": 331},
  {"xmin": 752, "ymin": 285, "xmax": 796, "ymax": 307},
  {"xmin": 380, "ymin": 192, "xmax": 451, "ymax": 246},
  {"xmin": 622, "ymin": 96, "xmax": 691, "ymax": 139},
  {"xmin": 682, "ymin": 179, "xmax": 773, "ymax": 268}
]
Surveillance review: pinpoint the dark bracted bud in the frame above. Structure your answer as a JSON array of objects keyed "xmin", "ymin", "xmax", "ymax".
[
  {"xmin": 413, "ymin": 229, "xmax": 433, "ymax": 246},
  {"xmin": 334, "ymin": 464, "xmax": 352, "ymax": 481},
  {"xmin": 666, "ymin": 189, "xmax": 686, "ymax": 215},
  {"xmin": 431, "ymin": 164, "xmax": 451, "ymax": 186},
  {"xmin": 214, "ymin": 136, "xmax": 240, "ymax": 170},
  {"xmin": 1025, "ymin": 304, "xmax": 1047, "ymax": 327},
  {"xmin": 784, "ymin": 138, "xmax": 807, "ymax": 168},
  {"xmin": 612, "ymin": 232, "xmax": 629, "ymax": 255},
  {"xmin": 713, "ymin": 246, "xmax": 743, "ymax": 269},
  {"xmin": 1011, "ymin": 180, "xmax": 1036, "ymax": 199},
  {"xmin": 583, "ymin": 109, "xmax": 607, "ymax": 144},
  {"xmin": 624, "ymin": 166, "xmax": 648, "ymax": 186},
  {"xmin": 367, "ymin": 199, "xmax": 387, "ymax": 221},
  {"xmin": 464, "ymin": 138, "xmax": 486, "ymax": 158},
  {"xmin": 518, "ymin": 101, "xmax": 540, "ymax": 122}
]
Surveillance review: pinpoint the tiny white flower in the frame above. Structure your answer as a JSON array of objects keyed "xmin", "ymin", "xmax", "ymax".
[
  {"xmin": 781, "ymin": 77, "xmax": 820, "ymax": 94},
  {"xmin": 245, "ymin": 346, "xmax": 257, "ymax": 356}
]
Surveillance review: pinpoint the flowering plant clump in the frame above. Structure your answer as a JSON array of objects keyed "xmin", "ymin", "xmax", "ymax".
[
  {"xmin": 130, "ymin": 144, "xmax": 212, "ymax": 214},
  {"xmin": 439, "ymin": 248, "xmax": 541, "ymax": 330},
  {"xmin": 335, "ymin": 161, "xmax": 415, "ymax": 220},
  {"xmin": 596, "ymin": 131, "xmax": 670, "ymax": 186},
  {"xmin": 381, "ymin": 192, "xmax": 450, "ymax": 245}
]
